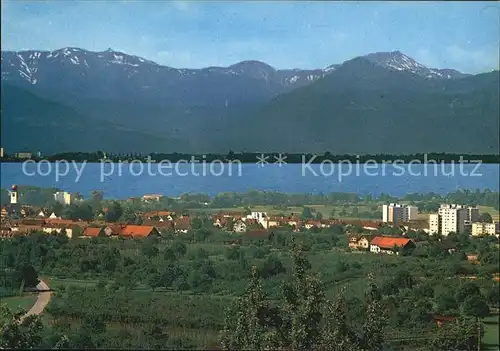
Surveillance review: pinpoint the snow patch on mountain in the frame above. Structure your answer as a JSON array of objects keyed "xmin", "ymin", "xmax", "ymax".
[
  {"xmin": 323, "ymin": 64, "xmax": 338, "ymax": 73},
  {"xmin": 1, "ymin": 47, "xmax": 470, "ymax": 89},
  {"xmin": 361, "ymin": 51, "xmax": 467, "ymax": 79}
]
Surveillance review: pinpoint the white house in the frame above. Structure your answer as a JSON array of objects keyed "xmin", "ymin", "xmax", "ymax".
[
  {"xmin": 233, "ymin": 219, "xmax": 247, "ymax": 233},
  {"xmin": 247, "ymin": 211, "xmax": 268, "ymax": 227},
  {"xmin": 42, "ymin": 224, "xmax": 73, "ymax": 238},
  {"xmin": 53, "ymin": 192, "xmax": 74, "ymax": 205}
]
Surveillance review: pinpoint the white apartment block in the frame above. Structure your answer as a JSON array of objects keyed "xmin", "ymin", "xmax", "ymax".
[
  {"xmin": 429, "ymin": 214, "xmax": 440, "ymax": 235},
  {"xmin": 382, "ymin": 203, "xmax": 418, "ymax": 224},
  {"xmin": 53, "ymin": 192, "xmax": 74, "ymax": 205},
  {"xmin": 429, "ymin": 204, "xmax": 479, "ymax": 236},
  {"xmin": 471, "ymin": 222, "xmax": 500, "ymax": 237}
]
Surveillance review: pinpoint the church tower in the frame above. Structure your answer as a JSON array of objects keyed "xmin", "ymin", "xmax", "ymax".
[{"xmin": 10, "ymin": 185, "xmax": 18, "ymax": 204}]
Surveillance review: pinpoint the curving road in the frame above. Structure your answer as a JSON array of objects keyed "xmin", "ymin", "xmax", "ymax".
[{"xmin": 20, "ymin": 280, "xmax": 51, "ymax": 323}]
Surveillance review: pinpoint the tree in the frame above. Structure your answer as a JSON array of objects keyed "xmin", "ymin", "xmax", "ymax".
[
  {"xmin": 163, "ymin": 247, "xmax": 176, "ymax": 262},
  {"xmin": 105, "ymin": 201, "xmax": 123, "ymax": 222},
  {"xmin": 62, "ymin": 203, "xmax": 93, "ymax": 221},
  {"xmin": 194, "ymin": 248, "xmax": 209, "ymax": 260},
  {"xmin": 322, "ymin": 287, "xmax": 360, "ymax": 350},
  {"xmin": 478, "ymin": 212, "xmax": 493, "ymax": 223},
  {"xmin": 259, "ymin": 255, "xmax": 285, "ymax": 278},
  {"xmin": 0, "ymin": 305, "xmax": 44, "ymax": 349},
  {"xmin": 171, "ymin": 241, "xmax": 187, "ymax": 259},
  {"xmin": 225, "ymin": 246, "xmax": 243, "ymax": 261},
  {"xmin": 300, "ymin": 207, "xmax": 314, "ymax": 220},
  {"xmin": 120, "ymin": 206, "xmax": 137, "ymax": 224},
  {"xmin": 191, "ymin": 218, "xmax": 203, "ymax": 230},
  {"xmin": 455, "ymin": 282, "xmax": 481, "ymax": 304},
  {"xmin": 159, "ymin": 264, "xmax": 182, "ymax": 288},
  {"xmin": 145, "ymin": 323, "xmax": 170, "ymax": 349},
  {"xmin": 226, "ymin": 218, "xmax": 235, "ymax": 232},
  {"xmin": 194, "ymin": 229, "xmax": 211, "ymax": 242},
  {"xmin": 360, "ymin": 273, "xmax": 387, "ymax": 350},
  {"xmin": 393, "ymin": 269, "xmax": 414, "ymax": 290},
  {"xmin": 20, "ymin": 264, "xmax": 39, "ymax": 290},
  {"xmin": 220, "ymin": 266, "xmax": 273, "ymax": 350},
  {"xmin": 141, "ymin": 241, "xmax": 159, "ymax": 258},
  {"xmin": 429, "ymin": 316, "xmax": 483, "ymax": 351},
  {"xmin": 350, "ymin": 207, "xmax": 360, "ymax": 217},
  {"xmin": 460, "ymin": 295, "xmax": 490, "ymax": 318},
  {"xmin": 485, "ymin": 283, "xmax": 500, "ymax": 307},
  {"xmin": 147, "ymin": 269, "xmax": 163, "ymax": 290},
  {"xmin": 173, "ymin": 274, "xmax": 189, "ymax": 292},
  {"xmin": 330, "ymin": 208, "xmax": 337, "ymax": 219},
  {"xmin": 435, "ymin": 290, "xmax": 459, "ymax": 313},
  {"xmin": 220, "ymin": 239, "xmax": 388, "ymax": 350},
  {"xmin": 81, "ymin": 314, "xmax": 106, "ymax": 335},
  {"xmin": 48, "ymin": 202, "xmax": 64, "ymax": 217}
]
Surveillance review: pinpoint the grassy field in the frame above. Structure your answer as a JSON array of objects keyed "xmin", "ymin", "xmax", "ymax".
[
  {"xmin": 2, "ymin": 293, "xmax": 38, "ymax": 313},
  {"xmin": 483, "ymin": 313, "xmax": 500, "ymax": 350},
  {"xmin": 42, "ymin": 277, "xmax": 105, "ymax": 290},
  {"xmin": 191, "ymin": 204, "xmax": 382, "ymax": 220},
  {"xmin": 478, "ymin": 206, "xmax": 500, "ymax": 222}
]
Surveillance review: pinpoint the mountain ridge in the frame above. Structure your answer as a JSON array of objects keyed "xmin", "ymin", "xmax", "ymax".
[
  {"xmin": 1, "ymin": 47, "xmax": 476, "ymax": 73},
  {"xmin": 1, "ymin": 47, "xmax": 474, "ymax": 109},
  {"xmin": 1, "ymin": 47, "xmax": 497, "ymax": 155}
]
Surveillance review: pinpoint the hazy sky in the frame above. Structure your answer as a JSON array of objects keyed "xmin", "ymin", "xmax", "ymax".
[{"xmin": 2, "ymin": 1, "xmax": 499, "ymax": 73}]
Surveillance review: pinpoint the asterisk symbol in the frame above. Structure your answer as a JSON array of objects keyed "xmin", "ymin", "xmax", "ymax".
[
  {"xmin": 274, "ymin": 154, "xmax": 287, "ymax": 167},
  {"xmin": 256, "ymin": 153, "xmax": 269, "ymax": 167}
]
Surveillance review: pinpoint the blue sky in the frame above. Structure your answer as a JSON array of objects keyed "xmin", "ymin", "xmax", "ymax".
[{"xmin": 2, "ymin": 1, "xmax": 499, "ymax": 73}]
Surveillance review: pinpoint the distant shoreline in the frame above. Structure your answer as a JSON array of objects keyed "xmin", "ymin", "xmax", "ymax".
[{"xmin": 1, "ymin": 152, "xmax": 499, "ymax": 164}]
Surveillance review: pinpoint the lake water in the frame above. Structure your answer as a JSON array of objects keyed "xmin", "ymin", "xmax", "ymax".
[{"xmin": 0, "ymin": 162, "xmax": 498, "ymax": 199}]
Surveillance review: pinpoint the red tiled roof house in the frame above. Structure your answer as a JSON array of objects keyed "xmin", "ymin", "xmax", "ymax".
[
  {"xmin": 119, "ymin": 225, "xmax": 159, "ymax": 238},
  {"xmin": 83, "ymin": 227, "xmax": 104, "ymax": 238},
  {"xmin": 370, "ymin": 236, "xmax": 415, "ymax": 255},
  {"xmin": 433, "ymin": 315, "xmax": 456, "ymax": 328}
]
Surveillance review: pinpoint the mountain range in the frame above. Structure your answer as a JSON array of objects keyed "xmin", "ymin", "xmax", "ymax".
[{"xmin": 1, "ymin": 47, "xmax": 498, "ymax": 154}]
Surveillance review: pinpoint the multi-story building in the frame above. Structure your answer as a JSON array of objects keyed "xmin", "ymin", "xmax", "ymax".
[
  {"xmin": 471, "ymin": 222, "xmax": 500, "ymax": 237},
  {"xmin": 466, "ymin": 207, "xmax": 480, "ymax": 223},
  {"xmin": 382, "ymin": 203, "xmax": 418, "ymax": 224},
  {"xmin": 405, "ymin": 205, "xmax": 419, "ymax": 221},
  {"xmin": 53, "ymin": 192, "xmax": 74, "ymax": 205},
  {"xmin": 429, "ymin": 213, "xmax": 440, "ymax": 235},
  {"xmin": 429, "ymin": 204, "xmax": 479, "ymax": 236}
]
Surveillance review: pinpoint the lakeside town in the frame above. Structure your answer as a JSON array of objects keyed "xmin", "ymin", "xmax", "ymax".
[
  {"xmin": 2, "ymin": 184, "xmax": 499, "ymax": 251},
  {"xmin": 2, "ymin": 1, "xmax": 499, "ymax": 349},
  {"xmin": 2, "ymin": 184, "xmax": 499, "ymax": 349}
]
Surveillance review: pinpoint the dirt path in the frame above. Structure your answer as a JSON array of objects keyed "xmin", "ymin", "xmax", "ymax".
[{"xmin": 20, "ymin": 280, "xmax": 51, "ymax": 323}]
